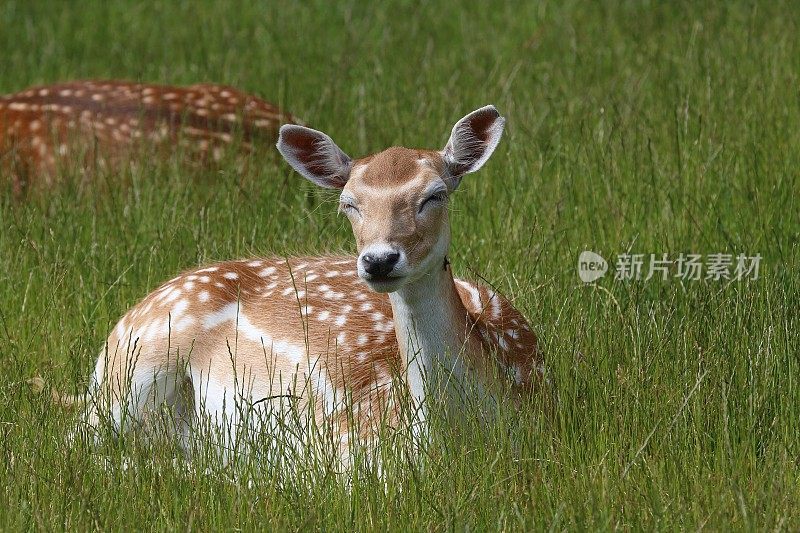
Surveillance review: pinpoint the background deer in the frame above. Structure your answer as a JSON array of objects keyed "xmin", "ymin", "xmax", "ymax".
[
  {"xmin": 79, "ymin": 105, "xmax": 545, "ymax": 465},
  {"xmin": 0, "ymin": 80, "xmax": 298, "ymax": 195}
]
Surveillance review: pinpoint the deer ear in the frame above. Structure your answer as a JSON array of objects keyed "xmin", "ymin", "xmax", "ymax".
[
  {"xmin": 441, "ymin": 105, "xmax": 505, "ymax": 189},
  {"xmin": 277, "ymin": 125, "xmax": 352, "ymax": 189}
]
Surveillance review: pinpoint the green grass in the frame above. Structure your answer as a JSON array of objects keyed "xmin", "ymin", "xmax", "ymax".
[{"xmin": 1, "ymin": 0, "xmax": 799, "ymax": 529}]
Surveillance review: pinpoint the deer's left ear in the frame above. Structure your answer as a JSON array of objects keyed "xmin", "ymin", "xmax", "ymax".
[
  {"xmin": 277, "ymin": 125, "xmax": 352, "ymax": 189},
  {"xmin": 441, "ymin": 105, "xmax": 506, "ymax": 190}
]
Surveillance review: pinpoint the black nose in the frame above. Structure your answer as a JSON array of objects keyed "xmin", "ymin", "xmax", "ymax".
[{"xmin": 362, "ymin": 251, "xmax": 400, "ymax": 277}]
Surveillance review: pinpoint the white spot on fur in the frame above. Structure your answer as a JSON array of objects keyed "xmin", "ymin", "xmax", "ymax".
[
  {"xmin": 198, "ymin": 291, "xmax": 210, "ymax": 303},
  {"xmin": 114, "ymin": 320, "xmax": 126, "ymax": 339},
  {"xmin": 171, "ymin": 299, "xmax": 189, "ymax": 319},
  {"xmin": 497, "ymin": 335, "xmax": 509, "ymax": 351},
  {"xmin": 489, "ymin": 291, "xmax": 501, "ymax": 318},
  {"xmin": 259, "ymin": 267, "xmax": 276, "ymax": 277},
  {"xmin": 223, "ymin": 272, "xmax": 238, "ymax": 280},
  {"xmin": 374, "ymin": 320, "xmax": 394, "ymax": 333},
  {"xmin": 174, "ymin": 316, "xmax": 195, "ymax": 332},
  {"xmin": 203, "ymin": 303, "xmax": 304, "ymax": 364},
  {"xmin": 456, "ymin": 279, "xmax": 482, "ymax": 311},
  {"xmin": 162, "ymin": 288, "xmax": 181, "ymax": 304},
  {"xmin": 317, "ymin": 311, "xmax": 330, "ymax": 321}
]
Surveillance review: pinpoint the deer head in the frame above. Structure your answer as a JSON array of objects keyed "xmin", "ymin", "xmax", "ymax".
[{"xmin": 276, "ymin": 106, "xmax": 505, "ymax": 293}]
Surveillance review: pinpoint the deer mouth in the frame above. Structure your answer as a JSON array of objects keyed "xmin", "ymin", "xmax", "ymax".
[{"xmin": 362, "ymin": 273, "xmax": 406, "ymax": 292}]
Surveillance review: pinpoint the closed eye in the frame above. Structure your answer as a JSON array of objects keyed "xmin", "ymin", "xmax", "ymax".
[
  {"xmin": 339, "ymin": 201, "xmax": 360, "ymax": 216},
  {"xmin": 419, "ymin": 192, "xmax": 447, "ymax": 212}
]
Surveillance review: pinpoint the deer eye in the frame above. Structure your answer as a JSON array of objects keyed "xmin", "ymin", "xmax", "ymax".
[
  {"xmin": 339, "ymin": 201, "xmax": 360, "ymax": 216},
  {"xmin": 419, "ymin": 192, "xmax": 447, "ymax": 212}
]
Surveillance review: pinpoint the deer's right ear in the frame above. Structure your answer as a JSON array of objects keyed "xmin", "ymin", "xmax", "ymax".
[
  {"xmin": 441, "ymin": 105, "xmax": 505, "ymax": 190},
  {"xmin": 277, "ymin": 125, "xmax": 352, "ymax": 189}
]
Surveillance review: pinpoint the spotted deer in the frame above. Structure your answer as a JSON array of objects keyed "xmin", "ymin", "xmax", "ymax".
[
  {"xmin": 79, "ymin": 105, "xmax": 546, "ymax": 465},
  {"xmin": 0, "ymin": 80, "xmax": 298, "ymax": 195}
]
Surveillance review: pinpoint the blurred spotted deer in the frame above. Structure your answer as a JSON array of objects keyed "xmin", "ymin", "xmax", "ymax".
[
  {"xmin": 0, "ymin": 80, "xmax": 298, "ymax": 195},
  {"xmin": 78, "ymin": 105, "xmax": 547, "ymax": 465}
]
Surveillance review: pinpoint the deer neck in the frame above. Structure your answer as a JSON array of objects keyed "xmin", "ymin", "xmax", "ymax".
[{"xmin": 388, "ymin": 258, "xmax": 478, "ymax": 416}]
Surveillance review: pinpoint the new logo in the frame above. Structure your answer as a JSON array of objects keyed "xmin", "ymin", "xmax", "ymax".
[{"xmin": 578, "ymin": 251, "xmax": 608, "ymax": 283}]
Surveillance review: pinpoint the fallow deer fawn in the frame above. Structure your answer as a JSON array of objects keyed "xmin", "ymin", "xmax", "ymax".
[
  {"xmin": 0, "ymin": 80, "xmax": 298, "ymax": 195},
  {"xmin": 79, "ymin": 105, "xmax": 546, "ymax": 465}
]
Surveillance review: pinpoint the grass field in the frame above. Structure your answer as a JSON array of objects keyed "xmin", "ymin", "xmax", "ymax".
[{"xmin": 1, "ymin": 0, "xmax": 799, "ymax": 530}]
